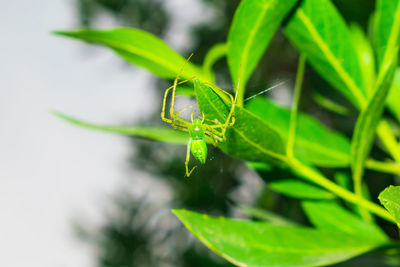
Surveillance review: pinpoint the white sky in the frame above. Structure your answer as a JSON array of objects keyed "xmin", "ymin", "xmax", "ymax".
[
  {"xmin": 0, "ymin": 0, "xmax": 213, "ymax": 266},
  {"xmin": 0, "ymin": 1, "xmax": 156, "ymax": 266}
]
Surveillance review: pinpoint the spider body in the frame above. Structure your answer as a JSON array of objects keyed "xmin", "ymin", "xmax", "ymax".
[{"xmin": 161, "ymin": 55, "xmax": 237, "ymax": 177}]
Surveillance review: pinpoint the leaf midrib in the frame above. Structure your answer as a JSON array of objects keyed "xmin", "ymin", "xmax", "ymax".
[
  {"xmin": 64, "ymin": 31, "xmax": 207, "ymax": 81},
  {"xmin": 236, "ymin": 0, "xmax": 273, "ymax": 84},
  {"xmin": 296, "ymin": 9, "xmax": 367, "ymax": 108}
]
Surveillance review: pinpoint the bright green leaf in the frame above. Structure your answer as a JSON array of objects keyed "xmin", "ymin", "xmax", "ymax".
[
  {"xmin": 173, "ymin": 209, "xmax": 386, "ymax": 267},
  {"xmin": 269, "ymin": 179, "xmax": 334, "ymax": 200},
  {"xmin": 54, "ymin": 28, "xmax": 210, "ymax": 82},
  {"xmin": 350, "ymin": 53, "xmax": 397, "ymax": 192},
  {"xmin": 387, "ymin": 68, "xmax": 400, "ymax": 123},
  {"xmin": 312, "ymin": 92, "xmax": 350, "ymax": 116},
  {"xmin": 349, "ymin": 24, "xmax": 376, "ymax": 96},
  {"xmin": 227, "ymin": 0, "xmax": 298, "ymax": 104},
  {"xmin": 379, "ymin": 186, "xmax": 400, "ymax": 226},
  {"xmin": 284, "ymin": 0, "xmax": 367, "ymax": 108},
  {"xmin": 51, "ymin": 111, "xmax": 188, "ymax": 145},
  {"xmin": 302, "ymin": 200, "xmax": 387, "ymax": 241},
  {"xmin": 373, "ymin": 0, "xmax": 400, "ymax": 71},
  {"xmin": 246, "ymin": 97, "xmax": 350, "ymax": 167},
  {"xmin": 194, "ymin": 79, "xmax": 286, "ymax": 165}
]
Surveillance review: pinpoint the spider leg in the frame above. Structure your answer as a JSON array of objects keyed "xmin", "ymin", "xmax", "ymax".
[
  {"xmin": 161, "ymin": 86, "xmax": 174, "ymax": 124},
  {"xmin": 161, "ymin": 80, "xmax": 191, "ymax": 123},
  {"xmin": 171, "ymin": 123, "xmax": 189, "ymax": 132},
  {"xmin": 185, "ymin": 138, "xmax": 197, "ymax": 177},
  {"xmin": 169, "ymin": 55, "xmax": 194, "ymax": 122},
  {"xmin": 211, "ymin": 85, "xmax": 237, "ymax": 137},
  {"xmin": 175, "ymin": 103, "xmax": 197, "ymax": 120},
  {"xmin": 204, "ymin": 126, "xmax": 227, "ymax": 142}
]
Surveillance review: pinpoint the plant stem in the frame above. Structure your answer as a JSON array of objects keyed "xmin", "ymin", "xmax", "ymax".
[
  {"xmin": 288, "ymin": 157, "xmax": 394, "ymax": 222},
  {"xmin": 283, "ymin": 53, "xmax": 394, "ymax": 223},
  {"xmin": 365, "ymin": 158, "xmax": 400, "ymax": 175},
  {"xmin": 203, "ymin": 43, "xmax": 227, "ymax": 83},
  {"xmin": 287, "ymin": 54, "xmax": 306, "ymax": 158}
]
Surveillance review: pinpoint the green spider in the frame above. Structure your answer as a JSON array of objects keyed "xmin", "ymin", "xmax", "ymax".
[{"xmin": 161, "ymin": 56, "xmax": 237, "ymax": 177}]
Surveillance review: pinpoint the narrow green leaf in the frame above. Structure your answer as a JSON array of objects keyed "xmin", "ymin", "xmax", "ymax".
[
  {"xmin": 302, "ymin": 200, "xmax": 387, "ymax": 242},
  {"xmin": 284, "ymin": 0, "xmax": 367, "ymax": 107},
  {"xmin": 51, "ymin": 111, "xmax": 188, "ymax": 145},
  {"xmin": 350, "ymin": 53, "xmax": 397, "ymax": 192},
  {"xmin": 269, "ymin": 179, "xmax": 334, "ymax": 200},
  {"xmin": 247, "ymin": 98, "xmax": 350, "ymax": 167},
  {"xmin": 194, "ymin": 79, "xmax": 286, "ymax": 164},
  {"xmin": 379, "ymin": 186, "xmax": 400, "ymax": 226},
  {"xmin": 53, "ymin": 28, "xmax": 210, "ymax": 82},
  {"xmin": 387, "ymin": 68, "xmax": 400, "ymax": 123},
  {"xmin": 312, "ymin": 92, "xmax": 350, "ymax": 116},
  {"xmin": 227, "ymin": 0, "xmax": 298, "ymax": 104},
  {"xmin": 373, "ymin": 0, "xmax": 400, "ymax": 70},
  {"xmin": 173, "ymin": 209, "xmax": 386, "ymax": 267},
  {"xmin": 240, "ymin": 205, "xmax": 298, "ymax": 226},
  {"xmin": 246, "ymin": 161, "xmax": 273, "ymax": 171},
  {"xmin": 349, "ymin": 24, "xmax": 376, "ymax": 96}
]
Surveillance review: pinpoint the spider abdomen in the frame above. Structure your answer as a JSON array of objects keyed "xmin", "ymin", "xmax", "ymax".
[{"xmin": 190, "ymin": 139, "xmax": 207, "ymax": 164}]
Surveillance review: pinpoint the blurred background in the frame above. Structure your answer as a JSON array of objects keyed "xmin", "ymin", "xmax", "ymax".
[{"xmin": 2, "ymin": 0, "xmax": 396, "ymax": 267}]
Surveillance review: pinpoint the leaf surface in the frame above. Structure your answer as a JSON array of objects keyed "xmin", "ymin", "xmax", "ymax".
[
  {"xmin": 302, "ymin": 200, "xmax": 387, "ymax": 241},
  {"xmin": 269, "ymin": 179, "xmax": 334, "ymax": 200},
  {"xmin": 54, "ymin": 28, "xmax": 209, "ymax": 81},
  {"xmin": 284, "ymin": 0, "xmax": 366, "ymax": 107},
  {"xmin": 350, "ymin": 54, "xmax": 396, "ymax": 186},
  {"xmin": 174, "ymin": 209, "xmax": 386, "ymax": 267},
  {"xmin": 379, "ymin": 186, "xmax": 400, "ymax": 225},
  {"xmin": 387, "ymin": 68, "xmax": 400, "ymax": 123},
  {"xmin": 52, "ymin": 111, "xmax": 188, "ymax": 144},
  {"xmin": 350, "ymin": 24, "xmax": 376, "ymax": 96},
  {"xmin": 228, "ymin": 0, "xmax": 298, "ymax": 98},
  {"xmin": 194, "ymin": 79, "xmax": 286, "ymax": 164},
  {"xmin": 373, "ymin": 0, "xmax": 400, "ymax": 70},
  {"xmin": 246, "ymin": 98, "xmax": 350, "ymax": 167}
]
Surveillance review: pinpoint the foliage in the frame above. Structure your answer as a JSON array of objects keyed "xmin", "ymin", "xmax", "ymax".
[{"xmin": 57, "ymin": 0, "xmax": 400, "ymax": 266}]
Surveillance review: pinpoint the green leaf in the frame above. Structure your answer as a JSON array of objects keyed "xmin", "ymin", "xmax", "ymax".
[
  {"xmin": 173, "ymin": 209, "xmax": 386, "ymax": 267},
  {"xmin": 227, "ymin": 0, "xmax": 298, "ymax": 103},
  {"xmin": 312, "ymin": 92, "xmax": 349, "ymax": 116},
  {"xmin": 269, "ymin": 179, "xmax": 334, "ymax": 200},
  {"xmin": 53, "ymin": 28, "xmax": 210, "ymax": 82},
  {"xmin": 379, "ymin": 186, "xmax": 400, "ymax": 226},
  {"xmin": 302, "ymin": 200, "xmax": 387, "ymax": 241},
  {"xmin": 194, "ymin": 79, "xmax": 286, "ymax": 164},
  {"xmin": 387, "ymin": 68, "xmax": 400, "ymax": 123},
  {"xmin": 240, "ymin": 205, "xmax": 298, "ymax": 226},
  {"xmin": 373, "ymin": 0, "xmax": 400, "ymax": 71},
  {"xmin": 349, "ymin": 24, "xmax": 376, "ymax": 96},
  {"xmin": 203, "ymin": 43, "xmax": 227, "ymax": 81},
  {"xmin": 246, "ymin": 98, "xmax": 350, "ymax": 167},
  {"xmin": 51, "ymin": 111, "xmax": 188, "ymax": 145},
  {"xmin": 350, "ymin": 53, "xmax": 397, "ymax": 190},
  {"xmin": 284, "ymin": 0, "xmax": 367, "ymax": 107}
]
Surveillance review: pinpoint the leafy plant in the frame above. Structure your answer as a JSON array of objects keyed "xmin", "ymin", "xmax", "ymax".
[{"xmin": 55, "ymin": 0, "xmax": 400, "ymax": 266}]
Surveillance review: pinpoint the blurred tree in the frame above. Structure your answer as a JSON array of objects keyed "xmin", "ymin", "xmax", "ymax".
[{"xmin": 77, "ymin": 0, "xmax": 170, "ymax": 36}]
